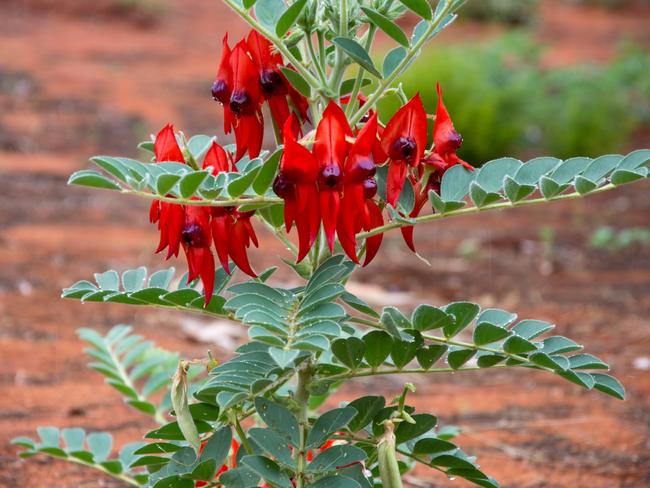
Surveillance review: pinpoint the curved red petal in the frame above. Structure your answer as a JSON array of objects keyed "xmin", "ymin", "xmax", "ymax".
[
  {"xmin": 229, "ymin": 220, "xmax": 257, "ymax": 277},
  {"xmin": 320, "ymin": 190, "xmax": 340, "ymax": 253},
  {"xmin": 314, "ymin": 101, "xmax": 351, "ymax": 170},
  {"xmin": 210, "ymin": 215, "xmax": 231, "ymax": 274},
  {"xmin": 203, "ymin": 141, "xmax": 231, "ymax": 174},
  {"xmin": 379, "ymin": 94, "xmax": 427, "ymax": 165},
  {"xmin": 281, "ymin": 116, "xmax": 318, "ymax": 183},
  {"xmin": 268, "ymin": 95, "xmax": 291, "ymax": 130},
  {"xmin": 154, "ymin": 124, "xmax": 185, "ymax": 163},
  {"xmin": 362, "ymin": 200, "xmax": 384, "ymax": 266},
  {"xmin": 234, "ymin": 112, "xmax": 264, "ymax": 161},
  {"xmin": 198, "ymin": 247, "xmax": 215, "ymax": 305},
  {"xmin": 386, "ymin": 162, "xmax": 407, "ymax": 207},
  {"xmin": 230, "ymin": 41, "xmax": 262, "ymax": 106},
  {"xmin": 434, "ymin": 83, "xmax": 463, "ymax": 157},
  {"xmin": 149, "ymin": 200, "xmax": 161, "ymax": 224}
]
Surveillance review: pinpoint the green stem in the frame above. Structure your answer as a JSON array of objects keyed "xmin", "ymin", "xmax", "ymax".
[
  {"xmin": 328, "ymin": 0, "xmax": 349, "ymax": 93},
  {"xmin": 119, "ymin": 189, "xmax": 282, "ymax": 207},
  {"xmin": 345, "ymin": 25, "xmax": 376, "ymax": 118},
  {"xmin": 221, "ymin": 0, "xmax": 322, "ymax": 91},
  {"xmin": 316, "ymin": 364, "xmax": 509, "ymax": 384},
  {"xmin": 357, "ymin": 183, "xmax": 621, "ymax": 239},
  {"xmin": 233, "ymin": 414, "xmax": 254, "ymax": 455},
  {"xmin": 349, "ymin": 2, "xmax": 455, "ymax": 125},
  {"xmin": 64, "ymin": 456, "xmax": 140, "ymax": 486},
  {"xmin": 317, "ymin": 31, "xmax": 326, "ymax": 67},
  {"xmin": 306, "ymin": 32, "xmax": 328, "ymax": 88},
  {"xmin": 294, "ymin": 366, "xmax": 313, "ymax": 488},
  {"xmin": 260, "ymin": 218, "xmax": 298, "ymax": 256}
]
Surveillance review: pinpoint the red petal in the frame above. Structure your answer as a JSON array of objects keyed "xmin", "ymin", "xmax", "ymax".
[
  {"xmin": 229, "ymin": 220, "xmax": 257, "ymax": 277},
  {"xmin": 149, "ymin": 200, "xmax": 160, "ymax": 224},
  {"xmin": 380, "ymin": 94, "xmax": 427, "ymax": 165},
  {"xmin": 362, "ymin": 200, "xmax": 384, "ymax": 266},
  {"xmin": 281, "ymin": 116, "xmax": 318, "ymax": 183},
  {"xmin": 386, "ymin": 162, "xmax": 407, "ymax": 207},
  {"xmin": 268, "ymin": 95, "xmax": 291, "ymax": 131},
  {"xmin": 433, "ymin": 83, "xmax": 463, "ymax": 157},
  {"xmin": 246, "ymin": 29, "xmax": 282, "ymax": 71},
  {"xmin": 234, "ymin": 112, "xmax": 264, "ymax": 161},
  {"xmin": 295, "ymin": 184, "xmax": 319, "ymax": 262},
  {"xmin": 203, "ymin": 141, "xmax": 232, "ymax": 174},
  {"xmin": 198, "ymin": 247, "xmax": 215, "ymax": 305},
  {"xmin": 336, "ymin": 188, "xmax": 361, "ymax": 264},
  {"xmin": 284, "ymin": 198, "xmax": 296, "ymax": 232},
  {"xmin": 154, "ymin": 124, "xmax": 185, "ymax": 163},
  {"xmin": 314, "ymin": 101, "xmax": 351, "ymax": 170},
  {"xmin": 320, "ymin": 190, "xmax": 340, "ymax": 253},
  {"xmin": 210, "ymin": 215, "xmax": 231, "ymax": 274},
  {"xmin": 230, "ymin": 41, "xmax": 262, "ymax": 107}
]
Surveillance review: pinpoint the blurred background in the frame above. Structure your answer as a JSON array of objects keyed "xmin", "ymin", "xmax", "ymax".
[{"xmin": 1, "ymin": 0, "xmax": 649, "ymax": 486}]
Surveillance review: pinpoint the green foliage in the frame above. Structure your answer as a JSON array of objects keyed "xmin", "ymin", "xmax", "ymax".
[
  {"xmin": 462, "ymin": 0, "xmax": 539, "ymax": 25},
  {"xmin": 380, "ymin": 34, "xmax": 650, "ymax": 163},
  {"xmin": 77, "ymin": 325, "xmax": 180, "ymax": 420},
  {"xmin": 11, "ymin": 428, "xmax": 146, "ymax": 486},
  {"xmin": 312, "ymin": 300, "xmax": 624, "ymax": 400},
  {"xmin": 589, "ymin": 225, "xmax": 650, "ymax": 250},
  {"xmin": 62, "ymin": 266, "xmax": 232, "ymax": 316},
  {"xmin": 16, "ymin": 2, "xmax": 650, "ymax": 487}
]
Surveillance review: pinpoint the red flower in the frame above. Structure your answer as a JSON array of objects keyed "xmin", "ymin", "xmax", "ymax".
[
  {"xmin": 402, "ymin": 84, "xmax": 473, "ymax": 253},
  {"xmin": 203, "ymin": 141, "xmax": 259, "ymax": 278},
  {"xmin": 274, "ymin": 115, "xmax": 320, "ymax": 262},
  {"xmin": 314, "ymin": 102, "xmax": 352, "ymax": 252},
  {"xmin": 150, "ymin": 124, "xmax": 185, "ymax": 260},
  {"xmin": 229, "ymin": 41, "xmax": 265, "ymax": 161},
  {"xmin": 425, "ymin": 83, "xmax": 472, "ymax": 172},
  {"xmin": 149, "ymin": 129, "xmax": 258, "ymax": 305},
  {"xmin": 181, "ymin": 205, "xmax": 215, "ymax": 304},
  {"xmin": 338, "ymin": 113, "xmax": 384, "ymax": 265},
  {"xmin": 399, "ymin": 172, "xmax": 441, "ymax": 253},
  {"xmin": 379, "ymin": 94, "xmax": 428, "ymax": 207},
  {"xmin": 246, "ymin": 30, "xmax": 309, "ymax": 130},
  {"xmin": 212, "ymin": 34, "xmax": 235, "ymax": 135},
  {"xmin": 275, "ymin": 105, "xmax": 384, "ymax": 265}
]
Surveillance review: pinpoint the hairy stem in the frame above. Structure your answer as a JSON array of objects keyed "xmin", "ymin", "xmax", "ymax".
[
  {"xmin": 294, "ymin": 366, "xmax": 313, "ymax": 488},
  {"xmin": 357, "ymin": 183, "xmax": 621, "ymax": 239},
  {"xmin": 344, "ymin": 25, "xmax": 377, "ymax": 118},
  {"xmin": 349, "ymin": 1, "xmax": 455, "ymax": 125}
]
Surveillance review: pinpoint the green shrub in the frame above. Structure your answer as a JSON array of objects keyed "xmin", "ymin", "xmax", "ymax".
[
  {"xmin": 378, "ymin": 34, "xmax": 649, "ymax": 164},
  {"xmin": 462, "ymin": 0, "xmax": 539, "ymax": 25}
]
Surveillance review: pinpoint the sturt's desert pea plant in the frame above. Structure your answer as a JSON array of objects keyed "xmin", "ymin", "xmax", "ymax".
[{"xmin": 12, "ymin": 0, "xmax": 650, "ymax": 487}]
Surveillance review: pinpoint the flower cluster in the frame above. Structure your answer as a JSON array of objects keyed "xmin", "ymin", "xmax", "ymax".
[
  {"xmin": 273, "ymin": 103, "xmax": 384, "ymax": 265},
  {"xmin": 211, "ymin": 30, "xmax": 309, "ymax": 161},
  {"xmin": 148, "ymin": 31, "xmax": 471, "ymax": 301},
  {"xmin": 149, "ymin": 124, "xmax": 258, "ymax": 304},
  {"xmin": 271, "ymin": 83, "xmax": 471, "ymax": 262}
]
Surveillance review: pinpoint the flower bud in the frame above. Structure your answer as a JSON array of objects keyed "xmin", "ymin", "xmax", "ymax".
[{"xmin": 171, "ymin": 361, "xmax": 201, "ymax": 454}]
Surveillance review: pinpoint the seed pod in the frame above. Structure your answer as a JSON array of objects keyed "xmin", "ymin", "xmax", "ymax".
[
  {"xmin": 377, "ymin": 420, "xmax": 403, "ymax": 488},
  {"xmin": 171, "ymin": 361, "xmax": 201, "ymax": 453}
]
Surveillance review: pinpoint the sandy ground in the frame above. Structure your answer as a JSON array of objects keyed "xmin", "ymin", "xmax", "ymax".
[{"xmin": 1, "ymin": 1, "xmax": 649, "ymax": 486}]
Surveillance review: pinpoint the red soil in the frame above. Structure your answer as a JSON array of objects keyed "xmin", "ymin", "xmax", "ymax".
[{"xmin": 1, "ymin": 1, "xmax": 649, "ymax": 487}]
